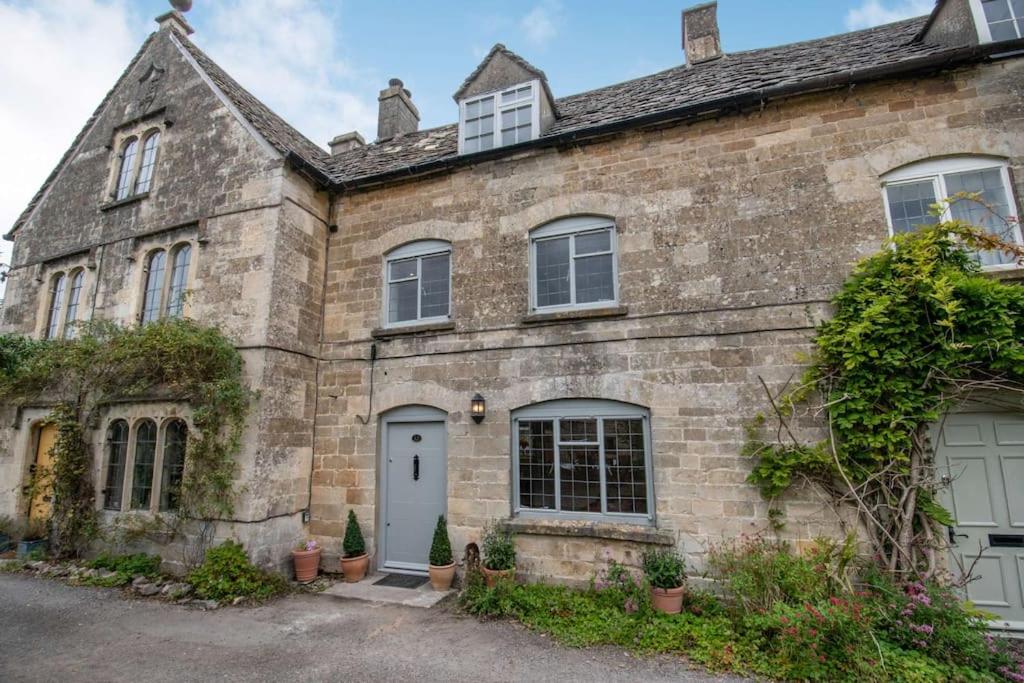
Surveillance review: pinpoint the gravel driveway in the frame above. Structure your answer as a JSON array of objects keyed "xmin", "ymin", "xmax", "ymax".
[{"xmin": 0, "ymin": 573, "xmax": 748, "ymax": 682}]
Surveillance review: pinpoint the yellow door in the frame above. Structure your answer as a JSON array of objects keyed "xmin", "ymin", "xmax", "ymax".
[{"xmin": 29, "ymin": 423, "xmax": 57, "ymax": 522}]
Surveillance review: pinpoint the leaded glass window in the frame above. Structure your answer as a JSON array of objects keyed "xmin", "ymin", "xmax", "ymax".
[
  {"xmin": 159, "ymin": 420, "xmax": 187, "ymax": 511},
  {"xmin": 141, "ymin": 250, "xmax": 167, "ymax": 323},
  {"xmin": 45, "ymin": 273, "xmax": 67, "ymax": 340},
  {"xmin": 135, "ymin": 132, "xmax": 160, "ymax": 194},
  {"xmin": 62, "ymin": 270, "xmax": 84, "ymax": 339},
  {"xmin": 115, "ymin": 138, "xmax": 139, "ymax": 200},
  {"xmin": 103, "ymin": 420, "xmax": 129, "ymax": 511},
  {"xmin": 130, "ymin": 420, "xmax": 157, "ymax": 510}
]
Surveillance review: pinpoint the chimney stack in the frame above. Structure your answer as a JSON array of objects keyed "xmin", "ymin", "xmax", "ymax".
[
  {"xmin": 328, "ymin": 131, "xmax": 366, "ymax": 155},
  {"xmin": 682, "ymin": 2, "xmax": 722, "ymax": 66},
  {"xmin": 377, "ymin": 78, "xmax": 419, "ymax": 142}
]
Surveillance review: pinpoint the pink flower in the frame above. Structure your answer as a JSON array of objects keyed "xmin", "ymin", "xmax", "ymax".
[{"xmin": 624, "ymin": 597, "xmax": 638, "ymax": 614}]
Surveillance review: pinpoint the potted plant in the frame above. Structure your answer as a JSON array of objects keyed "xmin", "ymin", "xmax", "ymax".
[
  {"xmin": 16, "ymin": 519, "xmax": 49, "ymax": 560},
  {"xmin": 480, "ymin": 523, "xmax": 516, "ymax": 587},
  {"xmin": 291, "ymin": 539, "xmax": 321, "ymax": 584},
  {"xmin": 642, "ymin": 547, "xmax": 686, "ymax": 614},
  {"xmin": 427, "ymin": 515, "xmax": 455, "ymax": 591},
  {"xmin": 0, "ymin": 515, "xmax": 14, "ymax": 554},
  {"xmin": 339, "ymin": 510, "xmax": 368, "ymax": 582}
]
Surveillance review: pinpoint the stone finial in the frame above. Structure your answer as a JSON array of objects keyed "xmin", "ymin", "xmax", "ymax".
[
  {"xmin": 328, "ymin": 131, "xmax": 367, "ymax": 155},
  {"xmin": 155, "ymin": 10, "xmax": 195, "ymax": 36},
  {"xmin": 377, "ymin": 78, "xmax": 420, "ymax": 142},
  {"xmin": 682, "ymin": 2, "xmax": 722, "ymax": 66}
]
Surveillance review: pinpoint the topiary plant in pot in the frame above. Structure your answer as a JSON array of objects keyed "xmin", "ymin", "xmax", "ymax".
[
  {"xmin": 427, "ymin": 515, "xmax": 455, "ymax": 591},
  {"xmin": 340, "ymin": 510, "xmax": 368, "ymax": 582},
  {"xmin": 642, "ymin": 547, "xmax": 686, "ymax": 614},
  {"xmin": 480, "ymin": 522, "xmax": 516, "ymax": 587}
]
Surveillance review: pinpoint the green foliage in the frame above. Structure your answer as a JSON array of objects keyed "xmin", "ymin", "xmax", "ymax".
[
  {"xmin": 481, "ymin": 522, "xmax": 516, "ymax": 571},
  {"xmin": 0, "ymin": 319, "xmax": 253, "ymax": 558},
  {"xmin": 187, "ymin": 540, "xmax": 287, "ymax": 602},
  {"xmin": 342, "ymin": 510, "xmax": 365, "ymax": 558},
  {"xmin": 641, "ymin": 547, "xmax": 685, "ymax": 589},
  {"xmin": 0, "ymin": 514, "xmax": 17, "ymax": 537},
  {"xmin": 21, "ymin": 518, "xmax": 49, "ymax": 542},
  {"xmin": 87, "ymin": 552, "xmax": 161, "ymax": 577},
  {"xmin": 428, "ymin": 515, "xmax": 452, "ymax": 566}
]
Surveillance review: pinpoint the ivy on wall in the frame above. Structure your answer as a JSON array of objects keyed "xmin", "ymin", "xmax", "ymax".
[
  {"xmin": 745, "ymin": 205, "xmax": 1024, "ymax": 578},
  {"xmin": 0, "ymin": 319, "xmax": 253, "ymax": 558}
]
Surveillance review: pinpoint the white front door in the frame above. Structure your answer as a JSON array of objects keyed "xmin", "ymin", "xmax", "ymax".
[
  {"xmin": 381, "ymin": 418, "xmax": 446, "ymax": 573},
  {"xmin": 937, "ymin": 411, "xmax": 1024, "ymax": 630}
]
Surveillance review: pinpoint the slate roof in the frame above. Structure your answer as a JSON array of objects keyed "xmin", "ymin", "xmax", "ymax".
[{"xmin": 324, "ymin": 16, "xmax": 976, "ymax": 187}]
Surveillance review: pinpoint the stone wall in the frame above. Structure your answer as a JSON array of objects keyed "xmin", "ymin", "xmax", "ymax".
[{"xmin": 312, "ymin": 58, "xmax": 1024, "ymax": 579}]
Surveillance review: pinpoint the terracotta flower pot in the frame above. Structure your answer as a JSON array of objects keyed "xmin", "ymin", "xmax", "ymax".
[
  {"xmin": 480, "ymin": 565, "xmax": 515, "ymax": 588},
  {"xmin": 340, "ymin": 553, "xmax": 369, "ymax": 583},
  {"xmin": 428, "ymin": 562, "xmax": 456, "ymax": 591},
  {"xmin": 291, "ymin": 548, "xmax": 321, "ymax": 584},
  {"xmin": 650, "ymin": 585, "xmax": 685, "ymax": 614}
]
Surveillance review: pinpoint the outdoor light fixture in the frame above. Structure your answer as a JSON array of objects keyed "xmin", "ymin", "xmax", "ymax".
[{"xmin": 471, "ymin": 394, "xmax": 486, "ymax": 424}]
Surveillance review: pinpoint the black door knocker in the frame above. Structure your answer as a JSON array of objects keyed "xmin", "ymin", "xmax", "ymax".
[{"xmin": 413, "ymin": 454, "xmax": 420, "ymax": 481}]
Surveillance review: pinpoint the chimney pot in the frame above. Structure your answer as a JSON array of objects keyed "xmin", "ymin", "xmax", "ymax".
[
  {"xmin": 682, "ymin": 2, "xmax": 722, "ymax": 66},
  {"xmin": 377, "ymin": 78, "xmax": 420, "ymax": 141},
  {"xmin": 154, "ymin": 10, "xmax": 194, "ymax": 36},
  {"xmin": 328, "ymin": 131, "xmax": 366, "ymax": 155}
]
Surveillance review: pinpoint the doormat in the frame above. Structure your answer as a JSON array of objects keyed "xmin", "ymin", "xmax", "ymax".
[{"xmin": 374, "ymin": 573, "xmax": 428, "ymax": 589}]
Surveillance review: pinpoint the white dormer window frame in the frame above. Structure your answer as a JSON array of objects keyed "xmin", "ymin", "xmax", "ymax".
[
  {"xmin": 968, "ymin": 0, "xmax": 1024, "ymax": 43},
  {"xmin": 458, "ymin": 79, "xmax": 541, "ymax": 155}
]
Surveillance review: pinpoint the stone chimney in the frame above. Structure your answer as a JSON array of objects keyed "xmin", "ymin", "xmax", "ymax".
[
  {"xmin": 682, "ymin": 2, "xmax": 722, "ymax": 66},
  {"xmin": 155, "ymin": 10, "xmax": 194, "ymax": 36},
  {"xmin": 377, "ymin": 78, "xmax": 419, "ymax": 141},
  {"xmin": 328, "ymin": 131, "xmax": 366, "ymax": 155}
]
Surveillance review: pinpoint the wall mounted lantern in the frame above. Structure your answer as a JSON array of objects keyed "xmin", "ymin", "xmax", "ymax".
[{"xmin": 470, "ymin": 394, "xmax": 486, "ymax": 424}]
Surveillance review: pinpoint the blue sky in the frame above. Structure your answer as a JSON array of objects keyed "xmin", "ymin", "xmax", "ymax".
[{"xmin": 0, "ymin": 0, "xmax": 934, "ymax": 275}]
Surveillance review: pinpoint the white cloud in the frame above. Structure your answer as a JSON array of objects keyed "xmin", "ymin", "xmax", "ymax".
[
  {"xmin": 845, "ymin": 0, "xmax": 935, "ymax": 30},
  {"xmin": 0, "ymin": 0, "xmax": 146, "ymax": 279},
  {"xmin": 197, "ymin": 0, "xmax": 376, "ymax": 149},
  {"xmin": 520, "ymin": 2, "xmax": 562, "ymax": 47}
]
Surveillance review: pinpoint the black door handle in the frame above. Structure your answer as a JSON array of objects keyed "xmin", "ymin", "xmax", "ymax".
[
  {"xmin": 948, "ymin": 527, "xmax": 968, "ymax": 545},
  {"xmin": 413, "ymin": 454, "xmax": 419, "ymax": 481}
]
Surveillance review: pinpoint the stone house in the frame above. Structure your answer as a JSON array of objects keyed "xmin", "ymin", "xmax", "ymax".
[{"xmin": 1, "ymin": 0, "xmax": 1023, "ymax": 625}]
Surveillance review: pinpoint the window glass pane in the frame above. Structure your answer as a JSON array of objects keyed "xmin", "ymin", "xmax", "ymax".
[
  {"xmin": 516, "ymin": 123, "xmax": 532, "ymax": 142},
  {"xmin": 479, "ymin": 114, "xmax": 493, "ymax": 135},
  {"xmin": 46, "ymin": 274, "xmax": 66, "ymax": 340},
  {"xmin": 135, "ymin": 132, "xmax": 160, "ymax": 194},
  {"xmin": 166, "ymin": 245, "xmax": 191, "ymax": 318},
  {"xmin": 389, "ymin": 258, "xmax": 417, "ymax": 281},
  {"xmin": 560, "ymin": 445, "xmax": 601, "ymax": 513},
  {"xmin": 575, "ymin": 253, "xmax": 615, "ymax": 304},
  {"xmin": 946, "ymin": 168, "xmax": 1016, "ymax": 266},
  {"xmin": 535, "ymin": 237, "xmax": 571, "ymax": 307},
  {"xmin": 518, "ymin": 421, "xmax": 555, "ymax": 509},
  {"xmin": 559, "ymin": 418, "xmax": 597, "ymax": 442},
  {"xmin": 464, "ymin": 137, "xmax": 479, "ymax": 154},
  {"xmin": 605, "ymin": 419, "xmax": 648, "ymax": 514},
  {"xmin": 1014, "ymin": 0, "xmax": 1024, "ymax": 16},
  {"xmin": 466, "ymin": 100, "xmax": 479, "ymax": 118},
  {"xmin": 419, "ymin": 252, "xmax": 450, "ymax": 319},
  {"xmin": 885, "ymin": 181, "xmax": 938, "ymax": 234},
  {"xmin": 516, "ymin": 105, "xmax": 531, "ymax": 125},
  {"xmin": 63, "ymin": 271, "xmax": 84, "ymax": 339},
  {"xmin": 389, "ymin": 280, "xmax": 419, "ymax": 323},
  {"xmin": 502, "ymin": 129, "xmax": 517, "ymax": 146},
  {"xmin": 160, "ymin": 421, "xmax": 187, "ymax": 511},
  {"xmin": 104, "ymin": 421, "xmax": 129, "ymax": 511},
  {"xmin": 131, "ymin": 421, "xmax": 157, "ymax": 510},
  {"xmin": 115, "ymin": 139, "xmax": 138, "ymax": 200},
  {"xmin": 480, "ymin": 97, "xmax": 494, "ymax": 115},
  {"xmin": 141, "ymin": 251, "xmax": 166, "ymax": 323},
  {"xmin": 990, "ymin": 20, "xmax": 1020, "ymax": 40},
  {"xmin": 984, "ymin": 0, "xmax": 1011, "ymax": 21},
  {"xmin": 575, "ymin": 229, "xmax": 611, "ymax": 255},
  {"xmin": 479, "ymin": 133, "xmax": 493, "ymax": 151},
  {"xmin": 501, "ymin": 109, "xmax": 515, "ymax": 130}
]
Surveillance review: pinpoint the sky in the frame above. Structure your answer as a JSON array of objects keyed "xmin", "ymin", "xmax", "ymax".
[{"xmin": 0, "ymin": 0, "xmax": 936, "ymax": 287}]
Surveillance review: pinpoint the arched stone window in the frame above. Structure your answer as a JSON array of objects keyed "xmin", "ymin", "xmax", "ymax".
[
  {"xmin": 529, "ymin": 216, "xmax": 618, "ymax": 312},
  {"xmin": 512, "ymin": 399, "xmax": 653, "ymax": 522},
  {"xmin": 44, "ymin": 273, "xmax": 67, "ymax": 340},
  {"xmin": 103, "ymin": 420, "xmax": 130, "ymax": 511},
  {"xmin": 159, "ymin": 420, "xmax": 188, "ymax": 511},
  {"xmin": 62, "ymin": 269, "xmax": 85, "ymax": 339},
  {"xmin": 384, "ymin": 240, "xmax": 452, "ymax": 326},
  {"xmin": 140, "ymin": 242, "xmax": 193, "ymax": 323},
  {"xmin": 130, "ymin": 419, "xmax": 158, "ymax": 510},
  {"xmin": 134, "ymin": 131, "xmax": 161, "ymax": 194}
]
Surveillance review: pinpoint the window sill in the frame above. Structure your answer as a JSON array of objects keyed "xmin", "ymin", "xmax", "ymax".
[
  {"xmin": 100, "ymin": 192, "xmax": 149, "ymax": 212},
  {"xmin": 371, "ymin": 320, "xmax": 456, "ymax": 339},
  {"xmin": 502, "ymin": 517, "xmax": 674, "ymax": 545},
  {"xmin": 983, "ymin": 264, "xmax": 1024, "ymax": 281},
  {"xmin": 520, "ymin": 304, "xmax": 628, "ymax": 326}
]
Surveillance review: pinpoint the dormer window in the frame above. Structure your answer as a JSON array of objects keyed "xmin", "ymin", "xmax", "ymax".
[
  {"xmin": 970, "ymin": 0, "xmax": 1024, "ymax": 42},
  {"xmin": 459, "ymin": 81, "xmax": 540, "ymax": 154}
]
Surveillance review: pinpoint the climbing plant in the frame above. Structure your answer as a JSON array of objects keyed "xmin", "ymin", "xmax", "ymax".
[
  {"xmin": 745, "ymin": 200, "xmax": 1024, "ymax": 579},
  {"xmin": 0, "ymin": 319, "xmax": 253, "ymax": 558}
]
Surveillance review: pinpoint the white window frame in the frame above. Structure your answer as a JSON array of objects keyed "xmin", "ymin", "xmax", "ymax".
[
  {"xmin": 881, "ymin": 156, "xmax": 1023, "ymax": 271},
  {"xmin": 457, "ymin": 79, "xmax": 541, "ymax": 155},
  {"xmin": 383, "ymin": 240, "xmax": 452, "ymax": 328},
  {"xmin": 968, "ymin": 0, "xmax": 1024, "ymax": 43},
  {"xmin": 529, "ymin": 215, "xmax": 619, "ymax": 313},
  {"xmin": 511, "ymin": 399, "xmax": 655, "ymax": 524}
]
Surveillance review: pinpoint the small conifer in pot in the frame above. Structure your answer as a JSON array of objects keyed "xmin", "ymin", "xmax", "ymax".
[{"xmin": 428, "ymin": 515, "xmax": 455, "ymax": 591}]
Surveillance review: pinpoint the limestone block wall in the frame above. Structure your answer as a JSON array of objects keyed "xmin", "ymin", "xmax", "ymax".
[{"xmin": 311, "ymin": 59, "xmax": 1024, "ymax": 578}]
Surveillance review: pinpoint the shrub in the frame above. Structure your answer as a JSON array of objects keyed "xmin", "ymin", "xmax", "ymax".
[
  {"xmin": 428, "ymin": 515, "xmax": 452, "ymax": 566},
  {"xmin": 342, "ymin": 510, "xmax": 365, "ymax": 558},
  {"xmin": 0, "ymin": 514, "xmax": 15, "ymax": 537},
  {"xmin": 88, "ymin": 552, "xmax": 161, "ymax": 578},
  {"xmin": 707, "ymin": 535, "xmax": 830, "ymax": 612},
  {"xmin": 187, "ymin": 540, "xmax": 287, "ymax": 602},
  {"xmin": 481, "ymin": 523, "xmax": 515, "ymax": 571},
  {"xmin": 641, "ymin": 548, "xmax": 685, "ymax": 589},
  {"xmin": 21, "ymin": 519, "xmax": 49, "ymax": 542}
]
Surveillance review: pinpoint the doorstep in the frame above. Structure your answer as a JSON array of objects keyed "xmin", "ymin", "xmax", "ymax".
[{"xmin": 320, "ymin": 573, "xmax": 452, "ymax": 609}]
